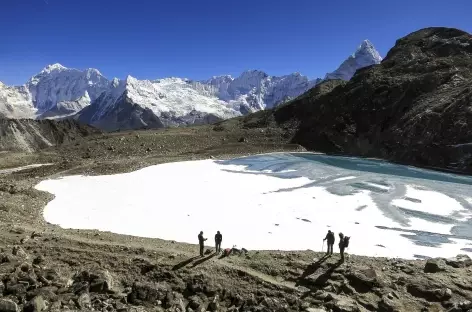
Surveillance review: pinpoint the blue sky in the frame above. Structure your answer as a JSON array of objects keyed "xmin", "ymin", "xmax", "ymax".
[{"xmin": 1, "ymin": 0, "xmax": 471, "ymax": 85}]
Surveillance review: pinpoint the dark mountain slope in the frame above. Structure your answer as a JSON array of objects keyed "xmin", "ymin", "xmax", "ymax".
[
  {"xmin": 232, "ymin": 27, "xmax": 472, "ymax": 173},
  {"xmin": 0, "ymin": 118, "xmax": 100, "ymax": 152}
]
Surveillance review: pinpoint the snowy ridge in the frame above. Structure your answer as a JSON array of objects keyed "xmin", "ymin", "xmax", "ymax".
[
  {"xmin": 28, "ymin": 63, "xmax": 109, "ymax": 115},
  {"xmin": 0, "ymin": 82, "xmax": 36, "ymax": 118},
  {"xmin": 325, "ymin": 40, "xmax": 383, "ymax": 81},
  {"xmin": 0, "ymin": 39, "xmax": 382, "ymax": 130}
]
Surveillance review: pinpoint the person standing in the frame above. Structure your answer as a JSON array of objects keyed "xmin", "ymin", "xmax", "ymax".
[
  {"xmin": 323, "ymin": 230, "xmax": 335, "ymax": 255},
  {"xmin": 339, "ymin": 232, "xmax": 346, "ymax": 262},
  {"xmin": 198, "ymin": 231, "xmax": 207, "ymax": 257},
  {"xmin": 215, "ymin": 231, "xmax": 222, "ymax": 253}
]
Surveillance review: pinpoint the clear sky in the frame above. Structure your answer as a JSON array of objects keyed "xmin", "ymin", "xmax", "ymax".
[{"xmin": 1, "ymin": 0, "xmax": 471, "ymax": 85}]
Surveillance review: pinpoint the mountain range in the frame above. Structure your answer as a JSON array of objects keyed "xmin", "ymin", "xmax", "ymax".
[{"xmin": 0, "ymin": 40, "xmax": 382, "ymax": 131}]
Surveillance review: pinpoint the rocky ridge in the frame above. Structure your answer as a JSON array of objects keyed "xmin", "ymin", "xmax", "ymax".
[
  {"xmin": 232, "ymin": 27, "xmax": 472, "ymax": 174},
  {"xmin": 0, "ymin": 118, "xmax": 100, "ymax": 152}
]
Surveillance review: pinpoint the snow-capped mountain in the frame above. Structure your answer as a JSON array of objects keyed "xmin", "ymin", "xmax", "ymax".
[
  {"xmin": 0, "ymin": 40, "xmax": 382, "ymax": 130},
  {"xmin": 325, "ymin": 40, "xmax": 383, "ymax": 81},
  {"xmin": 77, "ymin": 76, "xmax": 241, "ymax": 131},
  {"xmin": 28, "ymin": 63, "xmax": 110, "ymax": 117},
  {"xmin": 205, "ymin": 70, "xmax": 321, "ymax": 113}
]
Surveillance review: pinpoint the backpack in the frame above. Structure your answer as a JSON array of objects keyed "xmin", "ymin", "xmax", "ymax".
[{"xmin": 343, "ymin": 236, "xmax": 350, "ymax": 248}]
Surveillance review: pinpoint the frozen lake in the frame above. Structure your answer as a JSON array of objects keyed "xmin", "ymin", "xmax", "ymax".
[{"xmin": 35, "ymin": 152, "xmax": 472, "ymax": 259}]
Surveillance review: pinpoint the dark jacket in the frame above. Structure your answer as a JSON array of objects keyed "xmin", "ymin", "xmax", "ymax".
[
  {"xmin": 198, "ymin": 233, "xmax": 205, "ymax": 245},
  {"xmin": 215, "ymin": 233, "xmax": 222, "ymax": 243},
  {"xmin": 325, "ymin": 232, "xmax": 335, "ymax": 244}
]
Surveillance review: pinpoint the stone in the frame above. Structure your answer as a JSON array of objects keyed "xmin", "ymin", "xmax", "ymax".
[
  {"xmin": 0, "ymin": 299, "xmax": 18, "ymax": 312},
  {"xmin": 26, "ymin": 286, "xmax": 58, "ymax": 301},
  {"xmin": 424, "ymin": 258, "xmax": 447, "ymax": 273},
  {"xmin": 24, "ymin": 296, "xmax": 47, "ymax": 312},
  {"xmin": 434, "ymin": 288, "xmax": 452, "ymax": 301},
  {"xmin": 208, "ymin": 295, "xmax": 220, "ymax": 311},
  {"xmin": 261, "ymin": 297, "xmax": 282, "ymax": 311},
  {"xmin": 32, "ymin": 255, "xmax": 45, "ymax": 265},
  {"xmin": 306, "ymin": 308, "xmax": 328, "ymax": 312},
  {"xmin": 49, "ymin": 301, "xmax": 61, "ymax": 312},
  {"xmin": 446, "ymin": 254, "xmax": 472, "ymax": 268},
  {"xmin": 459, "ymin": 301, "xmax": 472, "ymax": 309},
  {"xmin": 6, "ymin": 282, "xmax": 26, "ymax": 296},
  {"xmin": 77, "ymin": 293, "xmax": 91, "ymax": 309},
  {"xmin": 0, "ymin": 254, "xmax": 12, "ymax": 263},
  {"xmin": 12, "ymin": 246, "xmax": 28, "ymax": 259},
  {"xmin": 187, "ymin": 296, "xmax": 203, "ymax": 310}
]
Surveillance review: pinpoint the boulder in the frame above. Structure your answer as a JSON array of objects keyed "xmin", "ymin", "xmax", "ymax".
[
  {"xmin": 0, "ymin": 299, "xmax": 18, "ymax": 312},
  {"xmin": 407, "ymin": 283, "xmax": 452, "ymax": 302},
  {"xmin": 187, "ymin": 295, "xmax": 204, "ymax": 310},
  {"xmin": 346, "ymin": 267, "xmax": 380, "ymax": 291},
  {"xmin": 89, "ymin": 270, "xmax": 114, "ymax": 293},
  {"xmin": 446, "ymin": 254, "xmax": 472, "ymax": 268},
  {"xmin": 127, "ymin": 282, "xmax": 170, "ymax": 304},
  {"xmin": 75, "ymin": 269, "xmax": 114, "ymax": 293},
  {"xmin": 325, "ymin": 295, "xmax": 360, "ymax": 312},
  {"xmin": 424, "ymin": 258, "xmax": 447, "ymax": 273},
  {"xmin": 23, "ymin": 296, "xmax": 47, "ymax": 312}
]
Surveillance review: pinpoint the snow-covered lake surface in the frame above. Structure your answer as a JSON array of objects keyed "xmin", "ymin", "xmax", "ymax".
[{"xmin": 35, "ymin": 153, "xmax": 472, "ymax": 259}]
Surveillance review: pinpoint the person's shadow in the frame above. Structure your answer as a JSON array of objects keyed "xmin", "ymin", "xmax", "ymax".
[
  {"xmin": 299, "ymin": 258, "xmax": 344, "ymax": 299},
  {"xmin": 191, "ymin": 253, "xmax": 217, "ymax": 267},
  {"xmin": 295, "ymin": 254, "xmax": 330, "ymax": 285},
  {"xmin": 172, "ymin": 256, "xmax": 200, "ymax": 271}
]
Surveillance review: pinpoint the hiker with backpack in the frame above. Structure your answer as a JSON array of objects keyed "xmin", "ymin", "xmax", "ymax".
[
  {"xmin": 338, "ymin": 232, "xmax": 350, "ymax": 262},
  {"xmin": 323, "ymin": 230, "xmax": 335, "ymax": 256}
]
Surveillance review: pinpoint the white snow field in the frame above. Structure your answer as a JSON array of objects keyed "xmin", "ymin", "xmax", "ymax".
[{"xmin": 35, "ymin": 153, "xmax": 472, "ymax": 259}]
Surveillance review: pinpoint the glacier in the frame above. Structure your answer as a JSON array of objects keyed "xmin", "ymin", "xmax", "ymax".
[
  {"xmin": 0, "ymin": 40, "xmax": 382, "ymax": 130},
  {"xmin": 35, "ymin": 152, "xmax": 472, "ymax": 259}
]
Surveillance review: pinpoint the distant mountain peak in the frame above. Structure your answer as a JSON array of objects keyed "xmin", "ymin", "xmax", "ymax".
[
  {"xmin": 355, "ymin": 39, "xmax": 382, "ymax": 63},
  {"xmin": 325, "ymin": 40, "xmax": 382, "ymax": 81},
  {"xmin": 41, "ymin": 63, "xmax": 67, "ymax": 73}
]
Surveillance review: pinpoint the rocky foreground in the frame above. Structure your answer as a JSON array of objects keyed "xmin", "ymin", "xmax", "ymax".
[{"xmin": 1, "ymin": 226, "xmax": 472, "ymax": 312}]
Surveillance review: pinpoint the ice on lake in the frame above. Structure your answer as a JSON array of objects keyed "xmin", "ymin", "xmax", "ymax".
[{"xmin": 35, "ymin": 152, "xmax": 472, "ymax": 259}]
